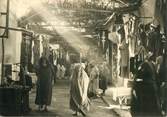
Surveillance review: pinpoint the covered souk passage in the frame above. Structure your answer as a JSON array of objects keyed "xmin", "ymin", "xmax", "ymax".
[{"xmin": 0, "ymin": 0, "xmax": 167, "ymax": 117}]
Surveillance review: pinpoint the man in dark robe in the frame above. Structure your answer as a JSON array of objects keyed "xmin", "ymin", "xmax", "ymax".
[
  {"xmin": 147, "ymin": 23, "xmax": 161, "ymax": 61},
  {"xmin": 35, "ymin": 57, "xmax": 54, "ymax": 111},
  {"xmin": 130, "ymin": 53, "xmax": 162, "ymax": 117},
  {"xmin": 99, "ymin": 62, "xmax": 109, "ymax": 95}
]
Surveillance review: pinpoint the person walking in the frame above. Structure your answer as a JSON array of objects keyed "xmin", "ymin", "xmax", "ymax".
[
  {"xmin": 99, "ymin": 62, "xmax": 109, "ymax": 95},
  {"xmin": 60, "ymin": 64, "xmax": 66, "ymax": 79},
  {"xmin": 35, "ymin": 57, "xmax": 54, "ymax": 112},
  {"xmin": 56, "ymin": 64, "xmax": 61, "ymax": 79},
  {"xmin": 69, "ymin": 63, "xmax": 90, "ymax": 116},
  {"xmin": 88, "ymin": 64, "xmax": 99, "ymax": 98},
  {"xmin": 53, "ymin": 60, "xmax": 57, "ymax": 84}
]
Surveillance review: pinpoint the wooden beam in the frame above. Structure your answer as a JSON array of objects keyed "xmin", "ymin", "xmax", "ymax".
[{"xmin": 0, "ymin": 26, "xmax": 33, "ymax": 35}]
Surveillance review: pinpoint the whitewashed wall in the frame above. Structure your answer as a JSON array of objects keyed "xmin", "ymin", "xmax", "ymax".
[{"xmin": 0, "ymin": 0, "xmax": 22, "ymax": 81}]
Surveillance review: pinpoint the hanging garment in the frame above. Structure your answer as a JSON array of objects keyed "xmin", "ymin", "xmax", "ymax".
[
  {"xmin": 154, "ymin": 0, "xmax": 165, "ymax": 32},
  {"xmin": 129, "ymin": 35, "xmax": 137, "ymax": 57},
  {"xmin": 132, "ymin": 45, "xmax": 147, "ymax": 76},
  {"xmin": 120, "ymin": 66, "xmax": 129, "ymax": 78},
  {"xmin": 119, "ymin": 40, "xmax": 129, "ymax": 67},
  {"xmin": 129, "ymin": 17, "xmax": 138, "ymax": 57},
  {"xmin": 119, "ymin": 40, "xmax": 129, "ymax": 78},
  {"xmin": 33, "ymin": 44, "xmax": 40, "ymax": 66},
  {"xmin": 123, "ymin": 14, "xmax": 130, "ymax": 42},
  {"xmin": 138, "ymin": 28, "xmax": 147, "ymax": 49},
  {"xmin": 163, "ymin": 1, "xmax": 167, "ymax": 36}
]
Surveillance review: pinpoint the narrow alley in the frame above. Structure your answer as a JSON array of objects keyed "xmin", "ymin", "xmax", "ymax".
[
  {"xmin": 28, "ymin": 79, "xmax": 119, "ymax": 117},
  {"xmin": 0, "ymin": 0, "xmax": 167, "ymax": 117}
]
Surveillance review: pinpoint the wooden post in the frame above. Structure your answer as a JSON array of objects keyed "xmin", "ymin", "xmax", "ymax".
[{"xmin": 1, "ymin": 0, "xmax": 10, "ymax": 85}]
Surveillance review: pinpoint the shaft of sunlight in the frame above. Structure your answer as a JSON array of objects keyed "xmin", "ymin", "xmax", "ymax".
[{"xmin": 29, "ymin": 3, "xmax": 104, "ymax": 63}]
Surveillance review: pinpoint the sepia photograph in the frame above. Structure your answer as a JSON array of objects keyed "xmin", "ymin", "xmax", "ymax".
[{"xmin": 0, "ymin": 0, "xmax": 166, "ymax": 116}]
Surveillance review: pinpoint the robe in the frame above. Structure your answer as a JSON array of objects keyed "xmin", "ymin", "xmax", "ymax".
[
  {"xmin": 88, "ymin": 66, "xmax": 99, "ymax": 95},
  {"xmin": 70, "ymin": 64, "xmax": 90, "ymax": 113},
  {"xmin": 99, "ymin": 64, "xmax": 109, "ymax": 91},
  {"xmin": 131, "ymin": 61, "xmax": 162, "ymax": 117},
  {"xmin": 35, "ymin": 58, "xmax": 53, "ymax": 106}
]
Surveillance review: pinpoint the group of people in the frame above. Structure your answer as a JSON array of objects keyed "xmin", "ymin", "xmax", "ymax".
[
  {"xmin": 56, "ymin": 64, "xmax": 66, "ymax": 80},
  {"xmin": 34, "ymin": 54, "xmax": 110, "ymax": 116},
  {"xmin": 69, "ymin": 61, "xmax": 110, "ymax": 116},
  {"xmin": 32, "ymin": 50, "xmax": 167, "ymax": 117},
  {"xmin": 131, "ymin": 52, "xmax": 167, "ymax": 117},
  {"xmin": 85, "ymin": 62, "xmax": 110, "ymax": 97}
]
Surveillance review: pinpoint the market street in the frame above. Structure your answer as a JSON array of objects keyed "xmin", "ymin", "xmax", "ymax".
[
  {"xmin": 28, "ymin": 80, "xmax": 119, "ymax": 117},
  {"xmin": 0, "ymin": 0, "xmax": 167, "ymax": 117}
]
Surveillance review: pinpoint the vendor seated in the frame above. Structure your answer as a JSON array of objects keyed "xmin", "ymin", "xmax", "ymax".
[
  {"xmin": 4, "ymin": 75, "xmax": 15, "ymax": 85},
  {"xmin": 3, "ymin": 67, "xmax": 20, "ymax": 86}
]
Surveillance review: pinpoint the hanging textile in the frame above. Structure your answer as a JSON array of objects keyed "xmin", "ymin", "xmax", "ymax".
[
  {"xmin": 155, "ymin": 0, "xmax": 167, "ymax": 38},
  {"xmin": 123, "ymin": 14, "xmax": 130, "ymax": 43},
  {"xmin": 119, "ymin": 39, "xmax": 129, "ymax": 78},
  {"xmin": 105, "ymin": 47, "xmax": 109, "ymax": 63},
  {"xmin": 163, "ymin": 1, "xmax": 167, "ymax": 36},
  {"xmin": 123, "ymin": 14, "xmax": 137, "ymax": 57},
  {"xmin": 33, "ymin": 40, "xmax": 40, "ymax": 66},
  {"xmin": 66, "ymin": 51, "xmax": 70, "ymax": 62},
  {"xmin": 129, "ymin": 17, "xmax": 138, "ymax": 57},
  {"xmin": 154, "ymin": 0, "xmax": 165, "ymax": 32},
  {"xmin": 119, "ymin": 39, "xmax": 129, "ymax": 67},
  {"xmin": 138, "ymin": 24, "xmax": 148, "ymax": 50}
]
